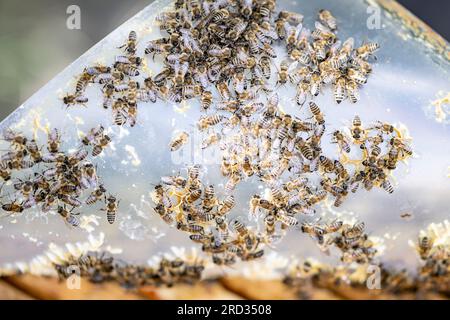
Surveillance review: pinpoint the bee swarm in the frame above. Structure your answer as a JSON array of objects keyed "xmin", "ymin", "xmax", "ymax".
[
  {"xmin": 54, "ymin": 251, "xmax": 204, "ymax": 288},
  {"xmin": 0, "ymin": 126, "xmax": 117, "ymax": 226}
]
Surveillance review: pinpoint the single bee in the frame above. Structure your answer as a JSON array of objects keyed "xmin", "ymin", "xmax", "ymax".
[
  {"xmin": 318, "ymin": 9, "xmax": 337, "ymax": 30},
  {"xmin": 177, "ymin": 222, "xmax": 204, "ymax": 234},
  {"xmin": 0, "ymin": 161, "xmax": 11, "ymax": 181},
  {"xmin": 232, "ymin": 219, "xmax": 248, "ymax": 236},
  {"xmin": 351, "ymin": 115, "xmax": 365, "ymax": 141},
  {"xmin": 217, "ymin": 195, "xmax": 235, "ymax": 216},
  {"xmin": 276, "ymin": 60, "xmax": 293, "ymax": 86},
  {"xmin": 103, "ymin": 195, "xmax": 119, "ymax": 224},
  {"xmin": 356, "ymin": 42, "xmax": 380, "ymax": 60},
  {"xmin": 325, "ymin": 219, "xmax": 343, "ymax": 233},
  {"xmin": 333, "ymin": 77, "xmax": 346, "ymax": 104},
  {"xmin": 1, "ymin": 200, "xmax": 24, "ymax": 214},
  {"xmin": 161, "ymin": 175, "xmax": 187, "ymax": 188},
  {"xmin": 201, "ymin": 132, "xmax": 221, "ymax": 149},
  {"xmin": 347, "ymin": 68, "xmax": 367, "ymax": 85},
  {"xmin": 47, "ymin": 128, "xmax": 61, "ymax": 153},
  {"xmin": 278, "ymin": 10, "xmax": 304, "ymax": 24},
  {"xmin": 381, "ymin": 179, "xmax": 394, "ymax": 194},
  {"xmin": 119, "ymin": 31, "xmax": 138, "ymax": 55},
  {"xmin": 86, "ymin": 185, "xmax": 107, "ymax": 205},
  {"xmin": 418, "ymin": 236, "xmax": 433, "ymax": 258},
  {"xmin": 312, "ymin": 21, "xmax": 336, "ymax": 45},
  {"xmin": 332, "ymin": 130, "xmax": 351, "ymax": 153},
  {"xmin": 345, "ymin": 80, "xmax": 359, "ymax": 103},
  {"xmin": 309, "ymin": 102, "xmax": 325, "ymax": 125},
  {"xmin": 2, "ymin": 129, "xmax": 27, "ymax": 147},
  {"xmin": 197, "ymin": 115, "xmax": 226, "ymax": 131},
  {"xmin": 92, "ymin": 134, "xmax": 111, "ymax": 157},
  {"xmin": 114, "ymin": 62, "xmax": 140, "ymax": 77},
  {"xmin": 63, "ymin": 94, "xmax": 88, "ymax": 106},
  {"xmin": 169, "ymin": 131, "xmax": 189, "ymax": 152},
  {"xmin": 200, "ymin": 90, "xmax": 212, "ymax": 111},
  {"xmin": 81, "ymin": 126, "xmax": 104, "ymax": 146},
  {"xmin": 58, "ymin": 205, "xmax": 81, "ymax": 227}
]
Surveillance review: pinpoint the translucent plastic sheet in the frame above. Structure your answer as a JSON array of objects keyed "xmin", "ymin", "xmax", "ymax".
[{"xmin": 0, "ymin": 0, "xmax": 449, "ymax": 281}]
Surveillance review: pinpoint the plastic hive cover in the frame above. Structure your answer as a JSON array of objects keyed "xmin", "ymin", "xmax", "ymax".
[{"xmin": 0, "ymin": 0, "xmax": 449, "ymax": 293}]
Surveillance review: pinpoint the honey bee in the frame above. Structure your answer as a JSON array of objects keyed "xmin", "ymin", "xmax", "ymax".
[
  {"xmin": 3, "ymin": 129, "xmax": 27, "ymax": 148},
  {"xmin": 372, "ymin": 121, "xmax": 394, "ymax": 134},
  {"xmin": 177, "ymin": 222, "xmax": 204, "ymax": 234},
  {"xmin": 114, "ymin": 62, "xmax": 140, "ymax": 77},
  {"xmin": 199, "ymin": 90, "xmax": 213, "ymax": 111},
  {"xmin": 154, "ymin": 204, "xmax": 174, "ymax": 225},
  {"xmin": 81, "ymin": 125, "xmax": 104, "ymax": 146},
  {"xmin": 239, "ymin": 0, "xmax": 253, "ymax": 17},
  {"xmin": 201, "ymin": 132, "xmax": 221, "ymax": 149},
  {"xmin": 295, "ymin": 81, "xmax": 310, "ymax": 106},
  {"xmin": 169, "ymin": 131, "xmax": 189, "ymax": 152},
  {"xmin": 286, "ymin": 23, "xmax": 303, "ymax": 47},
  {"xmin": 47, "ymin": 128, "xmax": 61, "ymax": 153},
  {"xmin": 277, "ymin": 212, "xmax": 298, "ymax": 227},
  {"xmin": 347, "ymin": 68, "xmax": 367, "ymax": 85},
  {"xmin": 333, "ymin": 77, "xmax": 346, "ymax": 104},
  {"xmin": 86, "ymin": 185, "xmax": 107, "ymax": 205},
  {"xmin": 75, "ymin": 74, "xmax": 90, "ymax": 95},
  {"xmin": 63, "ymin": 94, "xmax": 88, "ymax": 106},
  {"xmin": 119, "ymin": 31, "xmax": 138, "ymax": 55},
  {"xmin": 197, "ymin": 115, "xmax": 226, "ymax": 131},
  {"xmin": 325, "ymin": 219, "xmax": 343, "ymax": 233},
  {"xmin": 278, "ymin": 10, "xmax": 304, "ymax": 24},
  {"xmin": 217, "ymin": 195, "xmax": 235, "ymax": 216},
  {"xmin": 318, "ymin": 9, "xmax": 337, "ymax": 30},
  {"xmin": 242, "ymin": 156, "xmax": 254, "ymax": 177},
  {"xmin": 211, "ymin": 8, "xmax": 230, "ymax": 23},
  {"xmin": 26, "ymin": 139, "xmax": 42, "ymax": 163},
  {"xmin": 276, "ymin": 60, "xmax": 292, "ymax": 86},
  {"xmin": 58, "ymin": 205, "xmax": 81, "ymax": 227},
  {"xmin": 418, "ymin": 236, "xmax": 433, "ymax": 258},
  {"xmin": 308, "ymin": 102, "xmax": 325, "ymax": 125},
  {"xmin": 216, "ymin": 81, "xmax": 231, "ymax": 101},
  {"xmin": 309, "ymin": 73, "xmax": 322, "ymax": 96},
  {"xmin": 332, "ymin": 130, "xmax": 351, "ymax": 153},
  {"xmin": 312, "ymin": 21, "xmax": 336, "ymax": 45},
  {"xmin": 381, "ymin": 179, "xmax": 394, "ymax": 194},
  {"xmin": 351, "ymin": 115, "xmax": 365, "ymax": 142},
  {"xmin": 1, "ymin": 199, "xmax": 24, "ymax": 214},
  {"xmin": 0, "ymin": 161, "xmax": 11, "ymax": 181},
  {"xmin": 92, "ymin": 134, "xmax": 111, "ymax": 157},
  {"xmin": 356, "ymin": 42, "xmax": 380, "ymax": 60},
  {"xmin": 345, "ymin": 80, "xmax": 359, "ymax": 103},
  {"xmin": 103, "ymin": 195, "xmax": 119, "ymax": 224}
]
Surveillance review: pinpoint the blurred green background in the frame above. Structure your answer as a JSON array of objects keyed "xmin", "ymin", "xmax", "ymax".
[{"xmin": 0, "ymin": 0, "xmax": 154, "ymax": 121}]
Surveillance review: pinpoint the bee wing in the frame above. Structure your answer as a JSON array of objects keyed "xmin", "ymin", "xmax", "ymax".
[
  {"xmin": 294, "ymin": 23, "xmax": 303, "ymax": 38},
  {"xmin": 342, "ymin": 37, "xmax": 355, "ymax": 50},
  {"xmin": 315, "ymin": 21, "xmax": 331, "ymax": 32},
  {"xmin": 181, "ymin": 61, "xmax": 190, "ymax": 75},
  {"xmin": 287, "ymin": 60, "xmax": 299, "ymax": 72},
  {"xmin": 330, "ymin": 40, "xmax": 342, "ymax": 55}
]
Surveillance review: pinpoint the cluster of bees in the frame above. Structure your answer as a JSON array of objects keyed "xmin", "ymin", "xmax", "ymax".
[
  {"xmin": 0, "ymin": 126, "xmax": 119, "ymax": 226},
  {"xmin": 161, "ymin": 93, "xmax": 412, "ymax": 265},
  {"xmin": 54, "ymin": 251, "xmax": 204, "ymax": 288},
  {"xmin": 144, "ymin": 0, "xmax": 410, "ymax": 267},
  {"xmin": 63, "ymin": 33, "xmax": 148, "ymax": 127},
  {"xmin": 283, "ymin": 233, "xmax": 450, "ymax": 298},
  {"xmin": 152, "ymin": 165, "xmax": 264, "ymax": 266},
  {"xmin": 417, "ymin": 234, "xmax": 450, "ymax": 294},
  {"xmin": 63, "ymin": 0, "xmax": 379, "ymax": 127}
]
